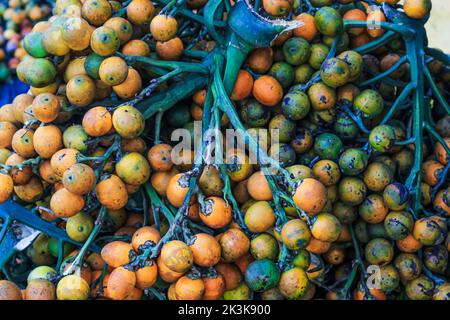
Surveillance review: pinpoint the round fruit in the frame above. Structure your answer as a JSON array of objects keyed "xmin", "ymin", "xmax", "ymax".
[
  {"xmin": 112, "ymin": 105, "xmax": 145, "ymax": 139},
  {"xmin": 404, "ymin": 0, "xmax": 432, "ymax": 20},
  {"xmin": 281, "ymin": 219, "xmax": 312, "ymax": 251},
  {"xmin": 56, "ymin": 275, "xmax": 90, "ymax": 300},
  {"xmin": 66, "ymin": 212, "xmax": 94, "ymax": 242},
  {"xmin": 293, "ymin": 178, "xmax": 327, "ymax": 214},
  {"xmin": 320, "ymin": 58, "xmax": 350, "ymax": 88},
  {"xmin": 369, "ymin": 125, "xmax": 396, "ymax": 152},
  {"xmin": 314, "ymin": 7, "xmax": 343, "ymax": 37},
  {"xmin": 245, "ymin": 259, "xmax": 280, "ymax": 292},
  {"xmin": 354, "ymin": 89, "xmax": 384, "ymax": 118},
  {"xmin": 25, "ymin": 58, "xmax": 56, "ymax": 88}
]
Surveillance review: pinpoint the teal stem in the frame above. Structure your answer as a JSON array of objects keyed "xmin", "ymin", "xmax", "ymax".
[
  {"xmin": 148, "ymin": 287, "xmax": 167, "ymax": 300},
  {"xmin": 425, "ymin": 123, "xmax": 450, "ymax": 156},
  {"xmin": 380, "ymin": 82, "xmax": 416, "ymax": 125},
  {"xmin": 327, "ymin": 33, "xmax": 341, "ymax": 59},
  {"xmin": 137, "ymin": 74, "xmax": 208, "ymax": 119},
  {"xmin": 55, "ymin": 239, "xmax": 65, "ymax": 271},
  {"xmin": 0, "ymin": 157, "xmax": 41, "ymax": 172},
  {"xmin": 342, "ymin": 106, "xmax": 370, "ymax": 134},
  {"xmin": 120, "ymin": 54, "xmax": 209, "ymax": 74},
  {"xmin": 423, "ymin": 64, "xmax": 450, "ymax": 115},
  {"xmin": 154, "ymin": 111, "xmax": 164, "ymax": 144},
  {"xmin": 254, "ymin": 0, "xmax": 261, "ymax": 11},
  {"xmin": 343, "ymin": 20, "xmax": 415, "ymax": 38},
  {"xmin": 365, "ymin": 69, "xmax": 408, "ymax": 87},
  {"xmin": 340, "ymin": 265, "xmax": 359, "ymax": 299},
  {"xmin": 223, "ymin": 0, "xmax": 232, "ymax": 11},
  {"xmin": 148, "ymin": 167, "xmax": 203, "ymax": 259},
  {"xmin": 141, "ymin": 187, "xmax": 149, "ymax": 226},
  {"xmin": 213, "ymin": 69, "xmax": 293, "ymax": 186},
  {"xmin": 63, "ymin": 207, "xmax": 107, "ymax": 274},
  {"xmin": 183, "ymin": 49, "xmax": 209, "ymax": 59},
  {"xmin": 212, "ymin": 105, "xmax": 248, "ymax": 232},
  {"xmin": 404, "ymin": 36, "xmax": 425, "ymax": 214},
  {"xmin": 203, "ymin": 0, "xmax": 226, "ymax": 44},
  {"xmin": 144, "ymin": 182, "xmax": 175, "ymax": 224},
  {"xmin": 223, "ymin": 33, "xmax": 254, "ymax": 95},
  {"xmin": 97, "ymin": 262, "xmax": 109, "ymax": 298},
  {"xmin": 278, "ymin": 245, "xmax": 290, "ymax": 270},
  {"xmin": 395, "ymin": 138, "xmax": 415, "ymax": 146},
  {"xmin": 353, "ymin": 31, "xmax": 398, "ymax": 55},
  {"xmin": 360, "ymin": 55, "xmax": 408, "ymax": 87}
]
